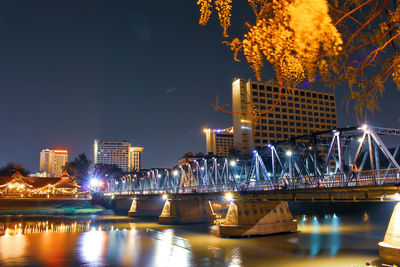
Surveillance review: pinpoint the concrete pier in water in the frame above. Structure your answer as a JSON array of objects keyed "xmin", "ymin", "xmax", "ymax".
[
  {"xmin": 218, "ymin": 201, "xmax": 297, "ymax": 237},
  {"xmin": 128, "ymin": 197, "xmax": 164, "ymax": 217},
  {"xmin": 159, "ymin": 198, "xmax": 215, "ymax": 224},
  {"xmin": 379, "ymin": 202, "xmax": 400, "ymax": 265}
]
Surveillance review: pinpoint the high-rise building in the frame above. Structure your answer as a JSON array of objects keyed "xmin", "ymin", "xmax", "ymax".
[
  {"xmin": 203, "ymin": 127, "xmax": 234, "ymax": 157},
  {"xmin": 40, "ymin": 149, "xmax": 69, "ymax": 177},
  {"xmin": 93, "ymin": 139, "xmax": 143, "ymax": 172},
  {"xmin": 130, "ymin": 147, "xmax": 144, "ymax": 172},
  {"xmin": 232, "ymin": 78, "xmax": 338, "ymax": 153}
]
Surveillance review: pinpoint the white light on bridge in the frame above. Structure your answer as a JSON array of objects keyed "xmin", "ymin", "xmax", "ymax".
[
  {"xmin": 224, "ymin": 192, "xmax": 234, "ymax": 202},
  {"xmin": 162, "ymin": 194, "xmax": 168, "ymax": 200},
  {"xmin": 361, "ymin": 124, "xmax": 368, "ymax": 131},
  {"xmin": 173, "ymin": 170, "xmax": 179, "ymax": 176},
  {"xmin": 230, "ymin": 160, "xmax": 236, "ymax": 167},
  {"xmin": 286, "ymin": 150, "xmax": 293, "ymax": 157}
]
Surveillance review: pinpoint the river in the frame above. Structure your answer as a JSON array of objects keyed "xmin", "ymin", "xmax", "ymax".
[{"xmin": 0, "ymin": 202, "xmax": 395, "ymax": 267}]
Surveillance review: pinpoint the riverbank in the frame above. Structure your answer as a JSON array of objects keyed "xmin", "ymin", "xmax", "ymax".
[{"xmin": 0, "ymin": 198, "xmax": 105, "ymax": 216}]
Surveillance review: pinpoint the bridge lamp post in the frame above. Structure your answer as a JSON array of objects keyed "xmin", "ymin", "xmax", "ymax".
[
  {"xmin": 286, "ymin": 150, "xmax": 293, "ymax": 179},
  {"xmin": 268, "ymin": 144, "xmax": 276, "ymax": 184}
]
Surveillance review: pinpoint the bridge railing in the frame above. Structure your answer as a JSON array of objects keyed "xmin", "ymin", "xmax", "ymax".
[{"xmin": 107, "ymin": 168, "xmax": 400, "ymax": 195}]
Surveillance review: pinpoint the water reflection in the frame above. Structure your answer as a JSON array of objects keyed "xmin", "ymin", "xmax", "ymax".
[
  {"xmin": 0, "ymin": 214, "xmax": 383, "ymax": 267},
  {"xmin": 0, "ymin": 232, "xmax": 27, "ymax": 265},
  {"xmin": 309, "ymin": 216, "xmax": 321, "ymax": 257},
  {"xmin": 329, "ymin": 214, "xmax": 340, "ymax": 257},
  {"xmin": 79, "ymin": 227, "xmax": 107, "ymax": 265},
  {"xmin": 150, "ymin": 228, "xmax": 191, "ymax": 267},
  {"xmin": 228, "ymin": 247, "xmax": 242, "ymax": 267},
  {"xmin": 0, "ymin": 221, "xmax": 91, "ymax": 236}
]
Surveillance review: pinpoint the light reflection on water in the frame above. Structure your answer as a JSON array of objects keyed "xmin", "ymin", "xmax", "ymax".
[
  {"xmin": 79, "ymin": 227, "xmax": 107, "ymax": 265},
  {"xmin": 0, "ymin": 213, "xmax": 385, "ymax": 267}
]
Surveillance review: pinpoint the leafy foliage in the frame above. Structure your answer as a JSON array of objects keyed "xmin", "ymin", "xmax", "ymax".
[
  {"xmin": 92, "ymin": 163, "xmax": 123, "ymax": 180},
  {"xmin": 198, "ymin": 0, "xmax": 400, "ymax": 119},
  {"xmin": 63, "ymin": 154, "xmax": 91, "ymax": 185},
  {"xmin": 0, "ymin": 163, "xmax": 30, "ymax": 176}
]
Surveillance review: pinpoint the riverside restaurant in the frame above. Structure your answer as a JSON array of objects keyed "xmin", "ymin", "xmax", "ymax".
[{"xmin": 0, "ymin": 170, "xmax": 80, "ymax": 198}]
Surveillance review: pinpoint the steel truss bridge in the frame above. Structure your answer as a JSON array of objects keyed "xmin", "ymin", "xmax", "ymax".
[{"xmin": 106, "ymin": 125, "xmax": 400, "ymax": 195}]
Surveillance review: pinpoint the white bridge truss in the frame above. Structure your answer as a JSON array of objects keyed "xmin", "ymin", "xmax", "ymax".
[{"xmin": 106, "ymin": 125, "xmax": 400, "ymax": 194}]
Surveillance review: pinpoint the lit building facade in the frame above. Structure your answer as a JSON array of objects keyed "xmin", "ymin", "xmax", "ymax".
[
  {"xmin": 130, "ymin": 147, "xmax": 144, "ymax": 172},
  {"xmin": 203, "ymin": 127, "xmax": 234, "ymax": 157},
  {"xmin": 40, "ymin": 149, "xmax": 69, "ymax": 177},
  {"xmin": 232, "ymin": 78, "xmax": 338, "ymax": 153},
  {"xmin": 0, "ymin": 170, "xmax": 80, "ymax": 197},
  {"xmin": 94, "ymin": 140, "xmax": 143, "ymax": 172}
]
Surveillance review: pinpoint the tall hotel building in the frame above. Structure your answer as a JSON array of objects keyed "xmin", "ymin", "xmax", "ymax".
[
  {"xmin": 40, "ymin": 149, "xmax": 69, "ymax": 177},
  {"xmin": 93, "ymin": 140, "xmax": 143, "ymax": 172},
  {"xmin": 203, "ymin": 127, "xmax": 234, "ymax": 157},
  {"xmin": 232, "ymin": 78, "xmax": 337, "ymax": 153}
]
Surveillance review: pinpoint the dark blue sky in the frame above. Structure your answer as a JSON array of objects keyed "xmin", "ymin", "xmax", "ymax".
[{"xmin": 0, "ymin": 0, "xmax": 399, "ymax": 172}]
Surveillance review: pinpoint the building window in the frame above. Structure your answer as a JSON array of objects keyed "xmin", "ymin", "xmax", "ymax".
[{"xmin": 252, "ymin": 84, "xmax": 257, "ymax": 89}]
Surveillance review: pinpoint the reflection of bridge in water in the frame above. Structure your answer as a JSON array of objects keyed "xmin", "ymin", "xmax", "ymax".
[{"xmin": 102, "ymin": 125, "xmax": 400, "ymax": 265}]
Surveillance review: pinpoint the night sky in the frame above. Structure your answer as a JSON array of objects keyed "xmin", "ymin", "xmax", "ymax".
[{"xmin": 0, "ymin": 0, "xmax": 399, "ymax": 172}]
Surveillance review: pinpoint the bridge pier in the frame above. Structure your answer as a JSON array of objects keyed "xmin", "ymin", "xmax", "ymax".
[
  {"xmin": 159, "ymin": 197, "xmax": 215, "ymax": 224},
  {"xmin": 379, "ymin": 202, "xmax": 400, "ymax": 265},
  {"xmin": 218, "ymin": 200, "xmax": 297, "ymax": 237},
  {"xmin": 128, "ymin": 196, "xmax": 164, "ymax": 217}
]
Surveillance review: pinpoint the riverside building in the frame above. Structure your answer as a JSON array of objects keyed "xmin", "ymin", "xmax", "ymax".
[
  {"xmin": 93, "ymin": 140, "xmax": 143, "ymax": 172},
  {"xmin": 232, "ymin": 78, "xmax": 338, "ymax": 153},
  {"xmin": 39, "ymin": 149, "xmax": 69, "ymax": 177}
]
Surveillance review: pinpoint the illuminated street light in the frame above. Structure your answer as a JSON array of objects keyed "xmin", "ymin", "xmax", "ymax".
[
  {"xmin": 230, "ymin": 160, "xmax": 236, "ymax": 167},
  {"xmin": 224, "ymin": 192, "xmax": 234, "ymax": 202},
  {"xmin": 286, "ymin": 150, "xmax": 293, "ymax": 157},
  {"xmin": 173, "ymin": 170, "xmax": 179, "ymax": 176},
  {"xmin": 90, "ymin": 179, "xmax": 100, "ymax": 187},
  {"xmin": 361, "ymin": 124, "xmax": 368, "ymax": 131},
  {"xmin": 162, "ymin": 194, "xmax": 168, "ymax": 200}
]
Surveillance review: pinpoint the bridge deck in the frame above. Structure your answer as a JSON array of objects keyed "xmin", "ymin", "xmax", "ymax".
[{"xmin": 108, "ymin": 183, "xmax": 400, "ymax": 202}]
